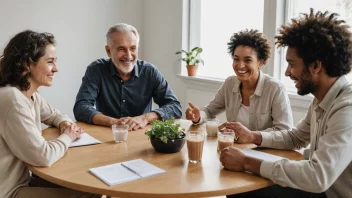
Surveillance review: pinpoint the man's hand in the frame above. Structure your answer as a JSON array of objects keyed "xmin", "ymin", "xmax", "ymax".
[
  {"xmin": 220, "ymin": 147, "xmax": 247, "ymax": 171},
  {"xmin": 185, "ymin": 101, "xmax": 201, "ymax": 123},
  {"xmin": 220, "ymin": 147, "xmax": 263, "ymax": 175},
  {"xmin": 223, "ymin": 122, "xmax": 262, "ymax": 145},
  {"xmin": 119, "ymin": 115, "xmax": 149, "ymax": 131}
]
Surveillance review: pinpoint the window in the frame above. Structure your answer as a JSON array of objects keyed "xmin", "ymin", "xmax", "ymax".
[
  {"xmin": 189, "ymin": 0, "xmax": 352, "ymax": 86},
  {"xmin": 189, "ymin": 0, "xmax": 264, "ymax": 79}
]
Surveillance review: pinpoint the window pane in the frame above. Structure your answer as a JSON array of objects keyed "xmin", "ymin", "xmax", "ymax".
[
  {"xmin": 282, "ymin": 0, "xmax": 352, "ymax": 88},
  {"xmin": 198, "ymin": 0, "xmax": 264, "ymax": 79}
]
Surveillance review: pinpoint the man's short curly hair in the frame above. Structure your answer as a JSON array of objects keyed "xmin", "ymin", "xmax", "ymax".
[
  {"xmin": 227, "ymin": 29, "xmax": 271, "ymax": 64},
  {"xmin": 0, "ymin": 30, "xmax": 55, "ymax": 91},
  {"xmin": 276, "ymin": 8, "xmax": 352, "ymax": 77}
]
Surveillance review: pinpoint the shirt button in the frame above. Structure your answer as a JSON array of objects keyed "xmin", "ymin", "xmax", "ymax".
[
  {"xmin": 123, "ymin": 100, "xmax": 126, "ymax": 102},
  {"xmin": 120, "ymin": 80, "xmax": 123, "ymax": 83}
]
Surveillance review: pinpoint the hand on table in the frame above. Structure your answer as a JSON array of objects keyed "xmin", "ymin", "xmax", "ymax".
[
  {"xmin": 219, "ymin": 147, "xmax": 246, "ymax": 172},
  {"xmin": 118, "ymin": 115, "xmax": 148, "ymax": 131},
  {"xmin": 185, "ymin": 101, "xmax": 201, "ymax": 123},
  {"xmin": 59, "ymin": 121, "xmax": 72, "ymax": 134},
  {"xmin": 62, "ymin": 123, "xmax": 85, "ymax": 141}
]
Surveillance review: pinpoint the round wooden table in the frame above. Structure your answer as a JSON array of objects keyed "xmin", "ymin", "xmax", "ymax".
[{"xmin": 28, "ymin": 121, "xmax": 304, "ymax": 198}]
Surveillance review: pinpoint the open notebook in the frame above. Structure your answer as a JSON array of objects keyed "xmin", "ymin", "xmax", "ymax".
[
  {"xmin": 89, "ymin": 159, "xmax": 165, "ymax": 186},
  {"xmin": 69, "ymin": 133, "xmax": 101, "ymax": 147},
  {"xmin": 242, "ymin": 149, "xmax": 286, "ymax": 162}
]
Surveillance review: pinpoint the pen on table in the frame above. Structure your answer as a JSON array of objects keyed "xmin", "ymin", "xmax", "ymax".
[{"xmin": 121, "ymin": 163, "xmax": 142, "ymax": 178}]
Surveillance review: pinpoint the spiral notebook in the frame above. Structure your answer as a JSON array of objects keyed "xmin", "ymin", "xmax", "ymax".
[{"xmin": 89, "ymin": 159, "xmax": 165, "ymax": 186}]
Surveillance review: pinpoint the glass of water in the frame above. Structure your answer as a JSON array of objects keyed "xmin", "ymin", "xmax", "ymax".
[{"xmin": 111, "ymin": 124, "xmax": 129, "ymax": 143}]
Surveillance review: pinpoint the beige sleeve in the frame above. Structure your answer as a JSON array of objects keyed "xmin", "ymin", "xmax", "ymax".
[
  {"xmin": 36, "ymin": 93, "xmax": 73, "ymax": 128},
  {"xmin": 200, "ymin": 79, "xmax": 229, "ymax": 124},
  {"xmin": 259, "ymin": 102, "xmax": 312, "ymax": 150},
  {"xmin": 259, "ymin": 105, "xmax": 352, "ymax": 193},
  {"xmin": 3, "ymin": 103, "xmax": 72, "ymax": 167}
]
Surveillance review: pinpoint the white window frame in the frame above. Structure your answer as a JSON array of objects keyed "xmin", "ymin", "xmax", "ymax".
[{"xmin": 182, "ymin": 0, "xmax": 313, "ymax": 108}]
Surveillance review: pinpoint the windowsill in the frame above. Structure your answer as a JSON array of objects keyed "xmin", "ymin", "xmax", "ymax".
[
  {"xmin": 177, "ymin": 74, "xmax": 224, "ymax": 84},
  {"xmin": 177, "ymin": 74, "xmax": 313, "ymax": 109},
  {"xmin": 176, "ymin": 74, "xmax": 224, "ymax": 89},
  {"xmin": 287, "ymin": 91, "xmax": 313, "ymax": 109}
]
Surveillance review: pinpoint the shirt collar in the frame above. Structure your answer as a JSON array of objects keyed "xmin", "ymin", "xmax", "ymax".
[
  {"xmin": 317, "ymin": 75, "xmax": 349, "ymax": 111},
  {"xmin": 232, "ymin": 70, "xmax": 264, "ymax": 96},
  {"xmin": 109, "ymin": 59, "xmax": 140, "ymax": 78}
]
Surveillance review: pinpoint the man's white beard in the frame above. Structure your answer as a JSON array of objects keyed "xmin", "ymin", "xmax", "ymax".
[{"xmin": 117, "ymin": 63, "xmax": 134, "ymax": 74}]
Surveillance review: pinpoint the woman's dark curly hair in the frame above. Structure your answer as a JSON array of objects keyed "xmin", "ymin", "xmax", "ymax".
[
  {"xmin": 227, "ymin": 29, "xmax": 271, "ymax": 64},
  {"xmin": 276, "ymin": 8, "xmax": 352, "ymax": 77},
  {"xmin": 0, "ymin": 30, "xmax": 56, "ymax": 91}
]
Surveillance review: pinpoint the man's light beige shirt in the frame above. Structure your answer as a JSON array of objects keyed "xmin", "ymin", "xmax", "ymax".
[{"xmin": 260, "ymin": 76, "xmax": 352, "ymax": 198}]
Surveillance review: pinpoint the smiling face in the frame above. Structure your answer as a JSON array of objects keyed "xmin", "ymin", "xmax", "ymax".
[
  {"xmin": 28, "ymin": 44, "xmax": 58, "ymax": 88},
  {"xmin": 285, "ymin": 47, "xmax": 316, "ymax": 95},
  {"xmin": 105, "ymin": 31, "xmax": 138, "ymax": 74},
  {"xmin": 232, "ymin": 45, "xmax": 263, "ymax": 83}
]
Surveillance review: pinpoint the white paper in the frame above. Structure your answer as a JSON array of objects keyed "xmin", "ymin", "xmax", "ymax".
[
  {"xmin": 89, "ymin": 159, "xmax": 165, "ymax": 186},
  {"xmin": 122, "ymin": 159, "xmax": 166, "ymax": 178},
  {"xmin": 90, "ymin": 163, "xmax": 140, "ymax": 186},
  {"xmin": 69, "ymin": 133, "xmax": 101, "ymax": 147},
  {"xmin": 242, "ymin": 149, "xmax": 285, "ymax": 162}
]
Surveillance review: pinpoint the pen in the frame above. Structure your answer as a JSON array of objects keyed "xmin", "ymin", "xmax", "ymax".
[{"xmin": 121, "ymin": 163, "xmax": 142, "ymax": 178}]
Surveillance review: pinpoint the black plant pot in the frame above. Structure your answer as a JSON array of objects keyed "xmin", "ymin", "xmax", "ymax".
[{"xmin": 150, "ymin": 136, "xmax": 186, "ymax": 153}]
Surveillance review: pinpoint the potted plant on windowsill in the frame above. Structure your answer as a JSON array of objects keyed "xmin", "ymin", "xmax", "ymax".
[
  {"xmin": 175, "ymin": 47, "xmax": 204, "ymax": 76},
  {"xmin": 145, "ymin": 117, "xmax": 186, "ymax": 153}
]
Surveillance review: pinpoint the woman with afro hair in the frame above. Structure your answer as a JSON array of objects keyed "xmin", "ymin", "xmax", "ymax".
[{"xmin": 185, "ymin": 29, "xmax": 293, "ymax": 134}]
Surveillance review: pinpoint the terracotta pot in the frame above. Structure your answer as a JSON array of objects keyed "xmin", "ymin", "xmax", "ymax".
[{"xmin": 186, "ymin": 65, "xmax": 198, "ymax": 76}]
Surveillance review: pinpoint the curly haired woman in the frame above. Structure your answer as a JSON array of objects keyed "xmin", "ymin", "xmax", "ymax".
[
  {"xmin": 185, "ymin": 29, "xmax": 293, "ymax": 133},
  {"xmin": 0, "ymin": 30, "xmax": 101, "ymax": 198}
]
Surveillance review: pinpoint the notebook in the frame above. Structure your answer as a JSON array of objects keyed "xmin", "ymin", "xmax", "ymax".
[
  {"xmin": 69, "ymin": 133, "xmax": 101, "ymax": 147},
  {"xmin": 242, "ymin": 149, "xmax": 285, "ymax": 162},
  {"xmin": 89, "ymin": 159, "xmax": 165, "ymax": 186}
]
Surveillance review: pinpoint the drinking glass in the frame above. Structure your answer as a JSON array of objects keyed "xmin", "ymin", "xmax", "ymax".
[
  {"xmin": 217, "ymin": 132, "xmax": 235, "ymax": 152},
  {"xmin": 186, "ymin": 130, "xmax": 205, "ymax": 163},
  {"xmin": 112, "ymin": 124, "xmax": 129, "ymax": 143}
]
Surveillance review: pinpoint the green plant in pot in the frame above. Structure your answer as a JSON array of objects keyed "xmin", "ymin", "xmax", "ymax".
[
  {"xmin": 175, "ymin": 47, "xmax": 204, "ymax": 76},
  {"xmin": 145, "ymin": 117, "xmax": 186, "ymax": 153}
]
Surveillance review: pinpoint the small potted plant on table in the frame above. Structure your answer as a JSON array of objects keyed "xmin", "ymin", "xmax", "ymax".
[
  {"xmin": 175, "ymin": 47, "xmax": 204, "ymax": 76},
  {"xmin": 145, "ymin": 117, "xmax": 186, "ymax": 153}
]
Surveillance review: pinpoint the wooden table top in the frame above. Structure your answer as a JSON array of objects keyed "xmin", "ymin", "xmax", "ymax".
[{"xmin": 28, "ymin": 120, "xmax": 304, "ymax": 198}]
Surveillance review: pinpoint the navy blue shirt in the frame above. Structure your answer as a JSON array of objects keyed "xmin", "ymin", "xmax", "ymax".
[{"xmin": 73, "ymin": 59, "xmax": 182, "ymax": 123}]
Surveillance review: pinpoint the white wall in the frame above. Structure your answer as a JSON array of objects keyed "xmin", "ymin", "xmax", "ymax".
[
  {"xmin": 0, "ymin": 0, "xmax": 144, "ymax": 119},
  {"xmin": 142, "ymin": 0, "xmax": 187, "ymax": 112},
  {"xmin": 142, "ymin": 0, "xmax": 184, "ymax": 93}
]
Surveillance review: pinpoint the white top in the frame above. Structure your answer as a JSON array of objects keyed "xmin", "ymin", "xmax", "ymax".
[{"xmin": 236, "ymin": 104, "xmax": 250, "ymax": 128}]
